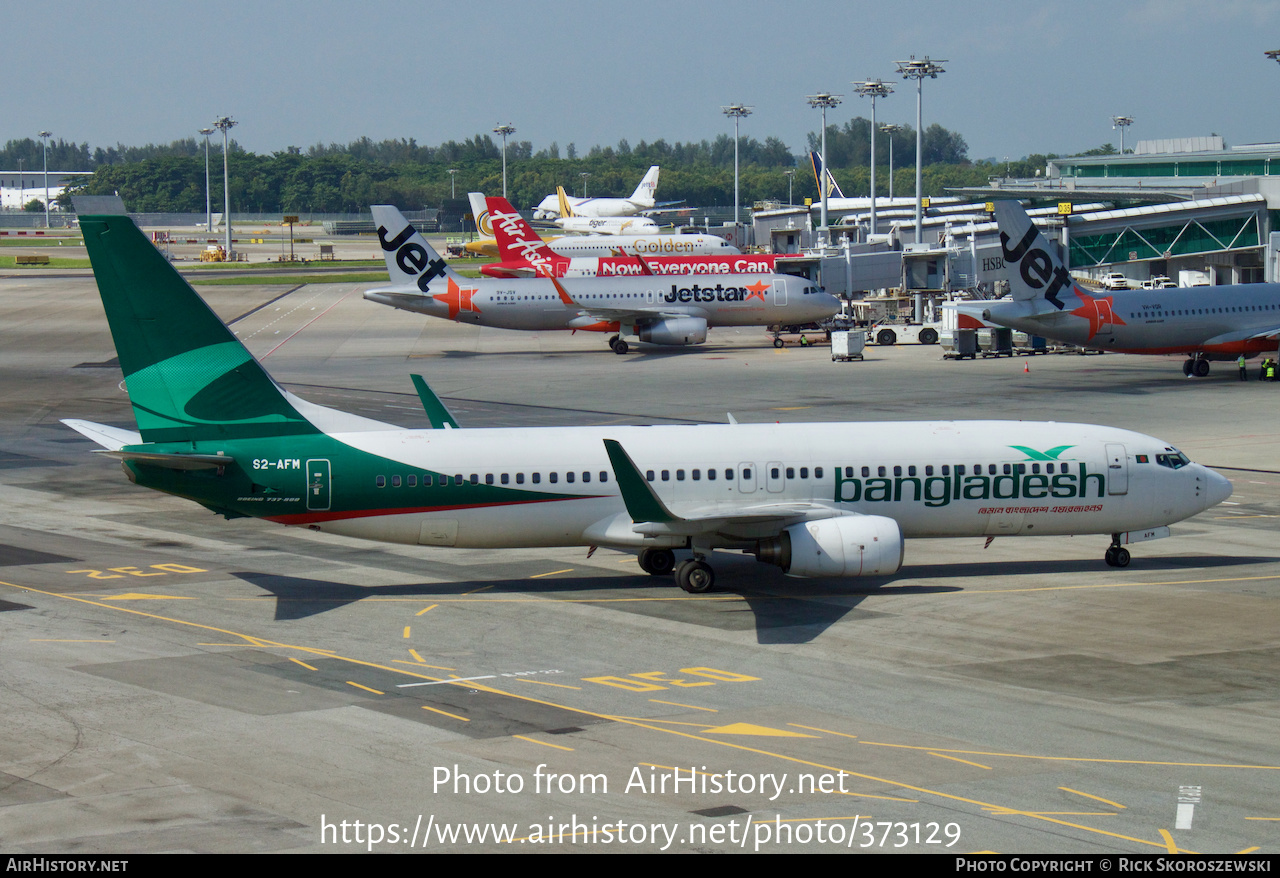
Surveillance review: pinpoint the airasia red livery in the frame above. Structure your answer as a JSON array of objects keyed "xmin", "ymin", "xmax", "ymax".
[{"xmin": 480, "ymin": 195, "xmax": 783, "ymax": 280}]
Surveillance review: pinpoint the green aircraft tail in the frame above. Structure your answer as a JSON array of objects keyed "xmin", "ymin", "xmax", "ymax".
[{"xmin": 81, "ymin": 214, "xmax": 318, "ymax": 444}]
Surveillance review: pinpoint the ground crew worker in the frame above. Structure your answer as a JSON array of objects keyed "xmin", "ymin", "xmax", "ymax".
[
  {"xmin": 1239, "ymin": 353, "xmax": 1248, "ymax": 381},
  {"xmin": 799, "ymin": 334, "xmax": 810, "ymax": 347},
  {"xmin": 1269, "ymin": 360, "xmax": 1277, "ymax": 382}
]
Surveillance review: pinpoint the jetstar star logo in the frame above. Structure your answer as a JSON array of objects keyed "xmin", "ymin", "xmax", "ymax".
[
  {"xmin": 1009, "ymin": 445, "xmax": 1075, "ymax": 461},
  {"xmin": 434, "ymin": 276, "xmax": 481, "ymax": 319},
  {"xmin": 744, "ymin": 281, "xmax": 769, "ymax": 302},
  {"xmin": 1070, "ymin": 293, "xmax": 1126, "ymax": 339}
]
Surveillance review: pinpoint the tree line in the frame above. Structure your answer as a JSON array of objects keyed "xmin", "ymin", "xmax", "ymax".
[{"xmin": 0, "ymin": 124, "xmax": 1084, "ymax": 214}]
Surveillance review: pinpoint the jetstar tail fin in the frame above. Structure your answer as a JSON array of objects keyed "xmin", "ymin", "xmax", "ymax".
[
  {"xmin": 990, "ymin": 200, "xmax": 1081, "ymax": 310},
  {"xmin": 628, "ymin": 165, "xmax": 660, "ymax": 208},
  {"xmin": 370, "ymin": 204, "xmax": 462, "ymax": 294}
]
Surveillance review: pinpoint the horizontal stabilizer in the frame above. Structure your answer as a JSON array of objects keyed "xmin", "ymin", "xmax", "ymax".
[
  {"xmin": 61, "ymin": 418, "xmax": 141, "ymax": 451},
  {"xmin": 95, "ymin": 449, "xmax": 236, "ymax": 471}
]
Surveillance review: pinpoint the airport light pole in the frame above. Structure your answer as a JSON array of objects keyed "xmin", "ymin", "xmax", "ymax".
[
  {"xmin": 722, "ymin": 102, "xmax": 753, "ymax": 230},
  {"xmin": 448, "ymin": 168, "xmax": 458, "ymax": 199},
  {"xmin": 880, "ymin": 123, "xmax": 902, "ymax": 200},
  {"xmin": 783, "ymin": 169, "xmax": 795, "ymax": 205},
  {"xmin": 213, "ymin": 116, "xmax": 236, "ymax": 259},
  {"xmin": 853, "ymin": 79, "xmax": 892, "ymax": 235},
  {"xmin": 807, "ymin": 92, "xmax": 842, "ymax": 246},
  {"xmin": 580, "ymin": 171, "xmax": 590, "ymax": 198},
  {"xmin": 1111, "ymin": 115, "xmax": 1133, "ymax": 155},
  {"xmin": 493, "ymin": 124, "xmax": 516, "ymax": 200},
  {"xmin": 200, "ymin": 128, "xmax": 214, "ymax": 233},
  {"xmin": 896, "ymin": 56, "xmax": 946, "ymax": 245},
  {"xmin": 38, "ymin": 131, "xmax": 51, "ymax": 228}
]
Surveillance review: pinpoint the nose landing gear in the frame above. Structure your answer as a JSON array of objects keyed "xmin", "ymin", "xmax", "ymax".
[{"xmin": 1104, "ymin": 535, "xmax": 1131, "ymax": 567}]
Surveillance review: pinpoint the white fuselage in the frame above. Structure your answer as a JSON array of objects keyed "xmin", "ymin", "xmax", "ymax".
[
  {"xmin": 551, "ymin": 234, "xmax": 739, "ymax": 258},
  {"xmin": 307, "ymin": 421, "xmax": 1229, "ymax": 551},
  {"xmin": 535, "ymin": 194, "xmax": 644, "ymax": 219},
  {"xmin": 554, "ymin": 215, "xmax": 658, "ymax": 235}
]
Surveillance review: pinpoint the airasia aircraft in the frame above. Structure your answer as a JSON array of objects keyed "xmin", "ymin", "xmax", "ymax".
[{"xmin": 480, "ymin": 195, "xmax": 783, "ymax": 280}]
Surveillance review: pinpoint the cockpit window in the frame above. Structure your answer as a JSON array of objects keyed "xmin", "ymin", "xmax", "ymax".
[{"xmin": 1155, "ymin": 451, "xmax": 1191, "ymax": 469}]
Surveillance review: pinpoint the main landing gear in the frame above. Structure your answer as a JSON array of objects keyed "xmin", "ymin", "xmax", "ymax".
[
  {"xmin": 608, "ymin": 334, "xmax": 629, "ymax": 355},
  {"xmin": 637, "ymin": 548, "xmax": 716, "ymax": 593},
  {"xmin": 1104, "ymin": 534, "xmax": 1131, "ymax": 568},
  {"xmin": 1182, "ymin": 356, "xmax": 1210, "ymax": 377}
]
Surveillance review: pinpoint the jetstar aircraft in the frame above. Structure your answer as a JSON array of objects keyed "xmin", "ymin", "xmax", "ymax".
[
  {"xmin": 65, "ymin": 209, "xmax": 1232, "ymax": 591},
  {"xmin": 481, "ymin": 195, "xmax": 781, "ymax": 280},
  {"xmin": 533, "ymin": 165, "xmax": 660, "ymax": 219},
  {"xmin": 977, "ymin": 201, "xmax": 1280, "ymax": 377},
  {"xmin": 365, "ymin": 204, "xmax": 836, "ymax": 354},
  {"xmin": 467, "ymin": 192, "xmax": 736, "ymax": 275}
]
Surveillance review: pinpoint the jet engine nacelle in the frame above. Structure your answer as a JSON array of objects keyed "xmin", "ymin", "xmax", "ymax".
[
  {"xmin": 637, "ymin": 316, "xmax": 708, "ymax": 346},
  {"xmin": 755, "ymin": 515, "xmax": 903, "ymax": 578}
]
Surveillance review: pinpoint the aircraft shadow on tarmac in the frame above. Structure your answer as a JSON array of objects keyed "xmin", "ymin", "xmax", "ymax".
[
  {"xmin": 232, "ymin": 569, "xmax": 958, "ymax": 645},
  {"xmin": 904, "ymin": 553, "xmax": 1273, "ymax": 579}
]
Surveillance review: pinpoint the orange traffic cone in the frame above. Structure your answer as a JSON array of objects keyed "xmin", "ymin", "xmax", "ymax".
[{"xmin": 1023, "ymin": 360, "xmax": 1030, "ymax": 373}]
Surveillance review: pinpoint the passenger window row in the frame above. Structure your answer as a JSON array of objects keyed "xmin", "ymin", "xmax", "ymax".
[
  {"xmin": 841, "ymin": 462, "xmax": 1067, "ymax": 477},
  {"xmin": 376, "ymin": 471, "xmax": 611, "ymax": 488}
]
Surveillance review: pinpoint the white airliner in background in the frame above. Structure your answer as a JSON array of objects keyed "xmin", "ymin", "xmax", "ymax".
[
  {"xmin": 977, "ymin": 201, "xmax": 1280, "ymax": 377},
  {"xmin": 366, "ymin": 204, "xmax": 835, "ymax": 353},
  {"xmin": 467, "ymin": 192, "xmax": 735, "ymax": 269},
  {"xmin": 68, "ymin": 208, "xmax": 1233, "ymax": 593},
  {"xmin": 534, "ymin": 165, "xmax": 660, "ymax": 219}
]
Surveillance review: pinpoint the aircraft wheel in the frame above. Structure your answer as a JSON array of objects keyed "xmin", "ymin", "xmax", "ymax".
[
  {"xmin": 876, "ymin": 329, "xmax": 897, "ymax": 346},
  {"xmin": 919, "ymin": 328, "xmax": 938, "ymax": 345},
  {"xmin": 675, "ymin": 559, "xmax": 715, "ymax": 593},
  {"xmin": 614, "ymin": 339, "xmax": 629, "ymax": 355},
  {"xmin": 773, "ymin": 338, "xmax": 784, "ymax": 348},
  {"xmin": 1104, "ymin": 546, "xmax": 1131, "ymax": 568},
  {"xmin": 1182, "ymin": 359, "xmax": 1194, "ymax": 376},
  {"xmin": 1194, "ymin": 358, "xmax": 1210, "ymax": 378},
  {"xmin": 608, "ymin": 334, "xmax": 620, "ymax": 351},
  {"xmin": 638, "ymin": 548, "xmax": 675, "ymax": 576}
]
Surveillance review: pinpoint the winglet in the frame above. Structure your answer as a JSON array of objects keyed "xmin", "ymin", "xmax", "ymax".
[
  {"xmin": 549, "ymin": 275, "xmax": 579, "ymax": 307},
  {"xmin": 409, "ymin": 374, "xmax": 460, "ymax": 429},
  {"xmin": 603, "ymin": 439, "xmax": 679, "ymax": 524},
  {"xmin": 633, "ymin": 251, "xmax": 655, "ymax": 276}
]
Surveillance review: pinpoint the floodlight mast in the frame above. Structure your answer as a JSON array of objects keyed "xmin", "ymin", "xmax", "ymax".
[
  {"xmin": 200, "ymin": 128, "xmax": 214, "ymax": 233},
  {"xmin": 213, "ymin": 116, "xmax": 237, "ymax": 258},
  {"xmin": 895, "ymin": 56, "xmax": 946, "ymax": 244},
  {"xmin": 1111, "ymin": 115, "xmax": 1134, "ymax": 155},
  {"xmin": 853, "ymin": 79, "xmax": 892, "ymax": 236},
  {"xmin": 807, "ymin": 92, "xmax": 842, "ymax": 246},
  {"xmin": 881, "ymin": 123, "xmax": 903, "ymax": 200},
  {"xmin": 38, "ymin": 131, "xmax": 51, "ymax": 228},
  {"xmin": 493, "ymin": 124, "xmax": 516, "ymax": 200},
  {"xmin": 722, "ymin": 103, "xmax": 753, "ymax": 230}
]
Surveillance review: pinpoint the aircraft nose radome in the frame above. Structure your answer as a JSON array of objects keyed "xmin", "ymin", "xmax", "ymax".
[{"xmin": 1206, "ymin": 468, "xmax": 1233, "ymax": 507}]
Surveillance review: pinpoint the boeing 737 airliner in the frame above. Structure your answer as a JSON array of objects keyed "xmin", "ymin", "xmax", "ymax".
[{"xmin": 65, "ymin": 210, "xmax": 1231, "ymax": 591}]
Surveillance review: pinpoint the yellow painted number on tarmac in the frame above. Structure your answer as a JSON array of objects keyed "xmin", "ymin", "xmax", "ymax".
[
  {"xmin": 68, "ymin": 563, "xmax": 208, "ymax": 580},
  {"xmin": 583, "ymin": 667, "xmax": 760, "ymax": 691}
]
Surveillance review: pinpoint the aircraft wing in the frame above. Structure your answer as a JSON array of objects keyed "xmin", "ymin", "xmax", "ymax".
[
  {"xmin": 1201, "ymin": 324, "xmax": 1280, "ymax": 346},
  {"xmin": 604, "ymin": 439, "xmax": 844, "ymax": 537}
]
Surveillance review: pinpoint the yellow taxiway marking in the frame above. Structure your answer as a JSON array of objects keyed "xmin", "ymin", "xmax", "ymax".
[
  {"xmin": 513, "ymin": 735, "xmax": 573, "ymax": 752},
  {"xmin": 931, "ymin": 752, "xmax": 992, "ymax": 770},
  {"xmin": 960, "ymin": 573, "xmax": 1280, "ymax": 595},
  {"xmin": 30, "ymin": 639, "xmax": 115, "ymax": 643},
  {"xmin": 648, "ymin": 699, "xmax": 718, "ymax": 712},
  {"xmin": 515, "ymin": 678, "xmax": 582, "ymax": 690},
  {"xmin": 1239, "ymin": 847, "xmax": 1261, "ymax": 854},
  {"xmin": 415, "ymin": 605, "xmax": 438, "ymax": 616},
  {"xmin": 771, "ymin": 406, "xmax": 811, "ymax": 411},
  {"xmin": 101, "ymin": 593, "xmax": 194, "ymax": 600},
  {"xmin": 402, "ymin": 626, "xmax": 410, "ymax": 638},
  {"xmin": 461, "ymin": 584, "xmax": 493, "ymax": 595},
  {"xmin": 289, "ymin": 658, "xmax": 317, "ymax": 671},
  {"xmin": 611, "ymin": 717, "xmax": 716, "ymax": 729},
  {"xmin": 396, "ymin": 654, "xmax": 456, "ymax": 671},
  {"xmin": 788, "ymin": 723, "xmax": 858, "ymax": 739},
  {"xmin": 834, "ymin": 791, "xmax": 920, "ymax": 802},
  {"xmin": 986, "ymin": 809, "xmax": 1116, "ymax": 817},
  {"xmin": 1244, "ymin": 817, "xmax": 1280, "ymax": 821},
  {"xmin": 530, "ymin": 568, "xmax": 574, "ymax": 579},
  {"xmin": 859, "ymin": 740, "xmax": 1280, "ymax": 770},
  {"xmin": 703, "ymin": 722, "xmax": 818, "ymax": 738},
  {"xmin": 1060, "ymin": 787, "xmax": 1126, "ymax": 809},
  {"xmin": 2, "ymin": 576, "xmax": 1204, "ymax": 854},
  {"xmin": 346, "ymin": 681, "xmax": 384, "ymax": 695},
  {"xmin": 1158, "ymin": 829, "xmax": 1185, "ymax": 853},
  {"xmin": 422, "ymin": 706, "xmax": 469, "ymax": 722}
]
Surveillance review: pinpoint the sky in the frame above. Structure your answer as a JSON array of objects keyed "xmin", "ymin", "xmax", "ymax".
[{"xmin": 8, "ymin": 0, "xmax": 1280, "ymax": 165}]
